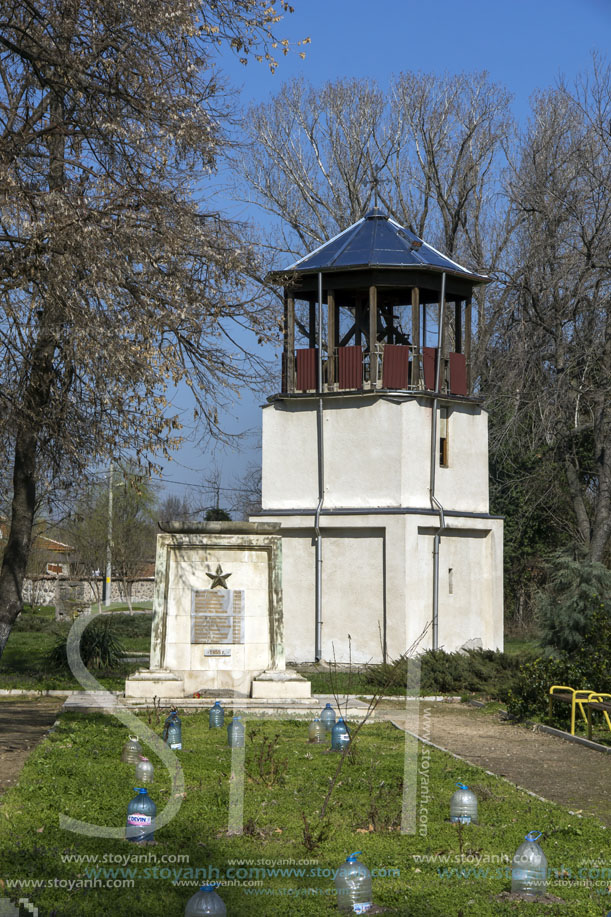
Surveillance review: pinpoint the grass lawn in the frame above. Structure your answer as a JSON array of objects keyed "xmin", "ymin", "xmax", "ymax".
[
  {"xmin": 0, "ymin": 713, "xmax": 608, "ymax": 916},
  {"xmin": 0, "ymin": 606, "xmax": 151, "ymax": 691}
]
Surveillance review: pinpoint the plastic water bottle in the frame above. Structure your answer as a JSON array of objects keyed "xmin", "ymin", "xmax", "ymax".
[
  {"xmin": 135, "ymin": 756, "xmax": 154, "ymax": 784},
  {"xmin": 163, "ymin": 709, "xmax": 182, "ymax": 750},
  {"xmin": 126, "ymin": 787, "xmax": 156, "ymax": 843},
  {"xmin": 331, "ymin": 718, "xmax": 350, "ymax": 752},
  {"xmin": 121, "ymin": 735, "xmax": 142, "ymax": 764},
  {"xmin": 334, "ymin": 851, "xmax": 373, "ymax": 913},
  {"xmin": 184, "ymin": 885, "xmax": 227, "ymax": 915},
  {"xmin": 209, "ymin": 701, "xmax": 224, "ymax": 729},
  {"xmin": 308, "ymin": 718, "xmax": 326, "ymax": 743},
  {"xmin": 511, "ymin": 831, "xmax": 547, "ymax": 896},
  {"xmin": 227, "ymin": 716, "xmax": 245, "ymax": 748},
  {"xmin": 449, "ymin": 783, "xmax": 478, "ymax": 824},
  {"xmin": 321, "ymin": 703, "xmax": 336, "ymax": 732}
]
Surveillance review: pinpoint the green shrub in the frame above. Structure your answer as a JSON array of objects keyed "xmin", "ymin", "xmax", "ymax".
[
  {"xmin": 107, "ymin": 613, "xmax": 152, "ymax": 638},
  {"xmin": 47, "ymin": 617, "xmax": 126, "ymax": 670},
  {"xmin": 506, "ymin": 606, "xmax": 610, "ymax": 723},
  {"xmin": 538, "ymin": 554, "xmax": 611, "ymax": 654},
  {"xmin": 366, "ymin": 647, "xmax": 530, "ymax": 700}
]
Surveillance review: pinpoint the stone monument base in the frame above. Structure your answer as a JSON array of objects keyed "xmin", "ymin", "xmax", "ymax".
[
  {"xmin": 124, "ymin": 668, "xmax": 184, "ymax": 699},
  {"xmin": 251, "ymin": 670, "xmax": 311, "ymax": 699}
]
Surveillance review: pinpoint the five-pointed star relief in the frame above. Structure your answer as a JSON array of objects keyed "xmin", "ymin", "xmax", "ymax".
[{"xmin": 206, "ymin": 564, "xmax": 232, "ymax": 589}]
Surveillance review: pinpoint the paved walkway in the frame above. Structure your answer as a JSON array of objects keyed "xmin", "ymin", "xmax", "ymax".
[{"xmin": 382, "ymin": 701, "xmax": 611, "ymax": 827}]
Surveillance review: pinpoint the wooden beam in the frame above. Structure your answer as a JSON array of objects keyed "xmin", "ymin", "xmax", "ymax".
[
  {"xmin": 327, "ymin": 289, "xmax": 336, "ymax": 387},
  {"xmin": 411, "ymin": 287, "xmax": 420, "ymax": 388},
  {"xmin": 369, "ymin": 285, "xmax": 378, "ymax": 386},
  {"xmin": 285, "ymin": 292, "xmax": 295, "ymax": 393},
  {"xmin": 339, "ymin": 323, "xmax": 357, "ymax": 347}
]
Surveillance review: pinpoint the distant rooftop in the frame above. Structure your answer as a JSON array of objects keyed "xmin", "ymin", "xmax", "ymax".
[{"xmin": 277, "ymin": 208, "xmax": 488, "ymax": 283}]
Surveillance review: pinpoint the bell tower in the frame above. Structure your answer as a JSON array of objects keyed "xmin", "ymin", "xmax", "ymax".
[{"xmin": 256, "ymin": 208, "xmax": 503, "ymax": 664}]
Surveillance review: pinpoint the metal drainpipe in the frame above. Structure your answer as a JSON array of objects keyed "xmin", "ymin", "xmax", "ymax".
[
  {"xmin": 429, "ymin": 272, "xmax": 447, "ymax": 651},
  {"xmin": 314, "ymin": 271, "xmax": 324, "ymax": 662}
]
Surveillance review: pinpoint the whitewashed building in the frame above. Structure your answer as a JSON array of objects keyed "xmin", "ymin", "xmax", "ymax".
[{"xmin": 254, "ymin": 208, "xmax": 503, "ymax": 665}]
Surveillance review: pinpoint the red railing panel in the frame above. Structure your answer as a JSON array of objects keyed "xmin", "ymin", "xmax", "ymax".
[
  {"xmin": 422, "ymin": 346, "xmax": 437, "ymax": 390},
  {"xmin": 338, "ymin": 346, "xmax": 363, "ymax": 389},
  {"xmin": 382, "ymin": 344, "xmax": 410, "ymax": 389},
  {"xmin": 449, "ymin": 352, "xmax": 468, "ymax": 395},
  {"xmin": 296, "ymin": 348, "xmax": 317, "ymax": 391}
]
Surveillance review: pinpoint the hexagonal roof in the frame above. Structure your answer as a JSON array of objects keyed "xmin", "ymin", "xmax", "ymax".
[{"xmin": 277, "ymin": 208, "xmax": 488, "ymax": 284}]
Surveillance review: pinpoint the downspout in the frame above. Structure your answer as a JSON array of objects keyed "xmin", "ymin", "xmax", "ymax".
[
  {"xmin": 429, "ymin": 272, "xmax": 446, "ymax": 650},
  {"xmin": 314, "ymin": 271, "xmax": 324, "ymax": 662}
]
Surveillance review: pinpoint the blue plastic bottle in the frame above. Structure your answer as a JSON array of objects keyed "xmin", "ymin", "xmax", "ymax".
[
  {"xmin": 126, "ymin": 787, "xmax": 156, "ymax": 843},
  {"xmin": 321, "ymin": 703, "xmax": 336, "ymax": 732},
  {"xmin": 163, "ymin": 709, "xmax": 182, "ymax": 750},
  {"xmin": 331, "ymin": 717, "xmax": 350, "ymax": 752},
  {"xmin": 209, "ymin": 701, "xmax": 224, "ymax": 729},
  {"xmin": 334, "ymin": 851, "xmax": 373, "ymax": 913},
  {"xmin": 227, "ymin": 716, "xmax": 245, "ymax": 748},
  {"xmin": 184, "ymin": 885, "xmax": 227, "ymax": 915}
]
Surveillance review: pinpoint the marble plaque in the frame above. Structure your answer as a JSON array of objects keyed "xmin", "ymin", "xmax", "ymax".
[{"xmin": 191, "ymin": 589, "xmax": 245, "ymax": 645}]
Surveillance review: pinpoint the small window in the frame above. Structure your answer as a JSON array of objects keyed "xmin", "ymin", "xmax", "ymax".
[
  {"xmin": 448, "ymin": 568, "xmax": 454, "ymax": 594},
  {"xmin": 439, "ymin": 407, "xmax": 449, "ymax": 467}
]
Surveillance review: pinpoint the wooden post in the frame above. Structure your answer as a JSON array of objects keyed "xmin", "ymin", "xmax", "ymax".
[
  {"xmin": 327, "ymin": 289, "xmax": 336, "ymax": 387},
  {"xmin": 455, "ymin": 300, "xmax": 462, "ymax": 354},
  {"xmin": 285, "ymin": 292, "xmax": 295, "ymax": 393},
  {"xmin": 464, "ymin": 295, "xmax": 472, "ymax": 394},
  {"xmin": 369, "ymin": 285, "xmax": 378, "ymax": 386},
  {"xmin": 308, "ymin": 301, "xmax": 316, "ymax": 348},
  {"xmin": 411, "ymin": 287, "xmax": 420, "ymax": 388}
]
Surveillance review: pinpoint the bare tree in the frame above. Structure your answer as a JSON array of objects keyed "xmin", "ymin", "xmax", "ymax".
[
  {"xmin": 0, "ymin": 0, "xmax": 298, "ymax": 658},
  {"xmin": 67, "ymin": 474, "xmax": 157, "ymax": 612},
  {"xmin": 488, "ymin": 58, "xmax": 611, "ymax": 562},
  {"xmin": 231, "ymin": 464, "xmax": 262, "ymax": 519},
  {"xmin": 159, "ymin": 493, "xmax": 195, "ymax": 527},
  {"xmin": 236, "ymin": 71, "xmax": 515, "ymax": 370}
]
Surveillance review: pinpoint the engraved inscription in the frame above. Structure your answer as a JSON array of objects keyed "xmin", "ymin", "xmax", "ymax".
[{"xmin": 191, "ymin": 589, "xmax": 244, "ymax": 644}]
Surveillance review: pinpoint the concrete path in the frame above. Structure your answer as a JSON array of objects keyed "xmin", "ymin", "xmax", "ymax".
[{"xmin": 383, "ymin": 701, "xmax": 611, "ymax": 827}]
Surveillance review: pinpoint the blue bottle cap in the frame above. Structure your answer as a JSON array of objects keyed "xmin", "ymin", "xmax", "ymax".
[
  {"xmin": 456, "ymin": 782, "xmax": 469, "ymax": 789},
  {"xmin": 525, "ymin": 831, "xmax": 542, "ymax": 842},
  {"xmin": 346, "ymin": 851, "xmax": 362, "ymax": 862},
  {"xmin": 133, "ymin": 787, "xmax": 148, "ymax": 794},
  {"xmin": 200, "ymin": 884, "xmax": 217, "ymax": 891},
  {"xmin": 325, "ymin": 703, "xmax": 333, "ymax": 708}
]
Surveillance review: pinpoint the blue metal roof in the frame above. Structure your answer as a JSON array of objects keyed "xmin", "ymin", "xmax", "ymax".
[{"xmin": 281, "ymin": 209, "xmax": 488, "ymax": 283}]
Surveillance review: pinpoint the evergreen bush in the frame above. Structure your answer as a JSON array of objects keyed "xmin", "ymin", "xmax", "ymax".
[{"xmin": 47, "ymin": 616, "xmax": 126, "ymax": 670}]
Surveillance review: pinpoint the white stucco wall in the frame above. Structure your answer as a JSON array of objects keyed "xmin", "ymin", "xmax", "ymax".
[
  {"xmin": 259, "ymin": 391, "xmax": 503, "ymax": 664},
  {"xmin": 261, "ymin": 394, "xmax": 490, "ymax": 514},
  {"xmin": 261, "ymin": 513, "xmax": 503, "ymax": 664}
]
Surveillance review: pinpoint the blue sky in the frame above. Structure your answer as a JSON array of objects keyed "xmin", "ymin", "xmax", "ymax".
[{"xmin": 158, "ymin": 0, "xmax": 610, "ymax": 510}]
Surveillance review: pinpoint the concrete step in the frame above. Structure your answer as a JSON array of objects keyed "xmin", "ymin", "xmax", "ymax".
[{"xmin": 61, "ymin": 691, "xmax": 412, "ymax": 719}]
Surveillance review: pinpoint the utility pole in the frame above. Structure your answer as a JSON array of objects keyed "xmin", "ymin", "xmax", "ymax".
[{"xmin": 104, "ymin": 463, "xmax": 113, "ymax": 608}]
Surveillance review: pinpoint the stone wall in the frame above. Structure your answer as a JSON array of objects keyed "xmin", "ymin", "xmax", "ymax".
[{"xmin": 22, "ymin": 576, "xmax": 155, "ymax": 608}]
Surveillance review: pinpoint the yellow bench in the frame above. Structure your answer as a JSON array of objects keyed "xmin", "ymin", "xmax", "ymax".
[
  {"xmin": 584, "ymin": 693, "xmax": 611, "ymax": 741},
  {"xmin": 549, "ymin": 685, "xmax": 611, "ymax": 739}
]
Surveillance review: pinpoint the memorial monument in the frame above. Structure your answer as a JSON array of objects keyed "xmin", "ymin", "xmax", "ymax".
[{"xmin": 125, "ymin": 521, "xmax": 310, "ymax": 699}]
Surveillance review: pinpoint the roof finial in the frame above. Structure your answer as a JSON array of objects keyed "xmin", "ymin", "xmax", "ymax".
[{"xmin": 369, "ymin": 167, "xmax": 389, "ymax": 212}]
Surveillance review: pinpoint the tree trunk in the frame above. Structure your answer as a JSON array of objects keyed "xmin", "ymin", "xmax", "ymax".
[
  {"xmin": 0, "ymin": 328, "xmax": 56, "ymax": 660},
  {"xmin": 0, "ymin": 426, "xmax": 40, "ymax": 656}
]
